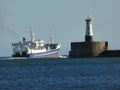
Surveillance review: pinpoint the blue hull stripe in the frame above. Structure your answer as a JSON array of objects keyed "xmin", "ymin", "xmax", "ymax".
[{"xmin": 29, "ymin": 49, "xmax": 59, "ymax": 58}]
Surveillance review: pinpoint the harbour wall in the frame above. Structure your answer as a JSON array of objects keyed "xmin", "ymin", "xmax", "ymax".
[
  {"xmin": 69, "ymin": 41, "xmax": 108, "ymax": 58},
  {"xmin": 98, "ymin": 50, "xmax": 120, "ymax": 57}
]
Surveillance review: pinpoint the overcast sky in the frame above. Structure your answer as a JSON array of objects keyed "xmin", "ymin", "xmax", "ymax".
[{"xmin": 0, "ymin": 0, "xmax": 120, "ymax": 56}]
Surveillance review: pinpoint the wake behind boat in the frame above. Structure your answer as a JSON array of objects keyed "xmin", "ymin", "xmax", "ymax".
[{"xmin": 12, "ymin": 27, "xmax": 61, "ymax": 58}]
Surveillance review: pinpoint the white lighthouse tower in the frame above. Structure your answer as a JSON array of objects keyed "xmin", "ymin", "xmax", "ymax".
[{"xmin": 85, "ymin": 16, "xmax": 93, "ymax": 42}]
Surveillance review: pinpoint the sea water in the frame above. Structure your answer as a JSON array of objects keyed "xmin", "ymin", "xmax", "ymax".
[{"xmin": 0, "ymin": 57, "xmax": 120, "ymax": 90}]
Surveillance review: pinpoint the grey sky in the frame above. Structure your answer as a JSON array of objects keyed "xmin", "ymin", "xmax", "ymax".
[{"xmin": 0, "ymin": 0, "xmax": 120, "ymax": 56}]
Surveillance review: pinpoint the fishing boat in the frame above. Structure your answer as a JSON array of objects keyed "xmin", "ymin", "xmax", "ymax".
[{"xmin": 12, "ymin": 27, "xmax": 61, "ymax": 58}]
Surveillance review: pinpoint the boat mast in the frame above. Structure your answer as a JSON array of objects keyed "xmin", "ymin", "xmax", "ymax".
[
  {"xmin": 51, "ymin": 33, "xmax": 54, "ymax": 44},
  {"xmin": 29, "ymin": 26, "xmax": 35, "ymax": 42}
]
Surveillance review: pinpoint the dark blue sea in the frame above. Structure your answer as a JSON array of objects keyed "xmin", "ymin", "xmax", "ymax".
[{"xmin": 0, "ymin": 57, "xmax": 120, "ymax": 90}]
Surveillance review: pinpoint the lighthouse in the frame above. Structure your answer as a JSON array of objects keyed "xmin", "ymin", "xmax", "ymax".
[
  {"xmin": 69, "ymin": 16, "xmax": 108, "ymax": 58},
  {"xmin": 85, "ymin": 16, "xmax": 93, "ymax": 42}
]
